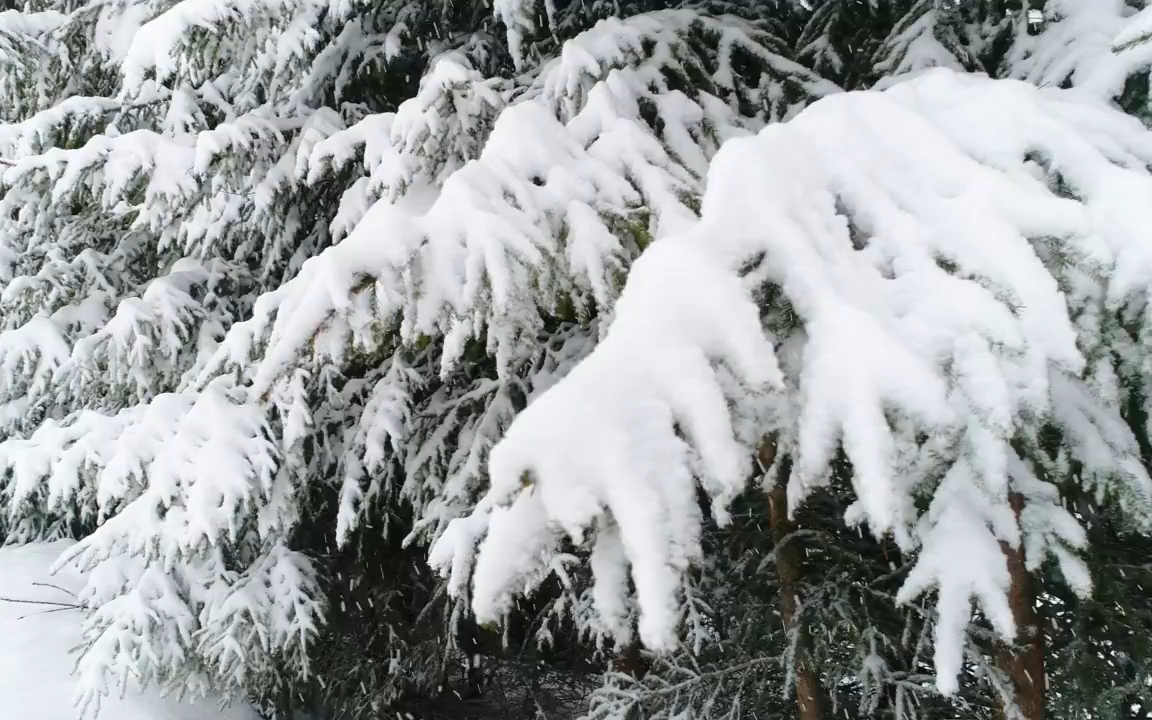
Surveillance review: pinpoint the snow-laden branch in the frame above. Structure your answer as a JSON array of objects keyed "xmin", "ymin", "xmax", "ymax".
[
  {"xmin": 1011, "ymin": 0, "xmax": 1152, "ymax": 101},
  {"xmin": 431, "ymin": 68, "xmax": 1152, "ymax": 695},
  {"xmin": 0, "ymin": 10, "xmax": 840, "ymax": 709}
]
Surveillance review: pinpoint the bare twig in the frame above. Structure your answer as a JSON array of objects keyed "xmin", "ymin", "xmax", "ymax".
[
  {"xmin": 0, "ymin": 595, "xmax": 78, "ymax": 608},
  {"xmin": 18, "ymin": 605, "xmax": 79, "ymax": 621},
  {"xmin": 31, "ymin": 581, "xmax": 76, "ymax": 598}
]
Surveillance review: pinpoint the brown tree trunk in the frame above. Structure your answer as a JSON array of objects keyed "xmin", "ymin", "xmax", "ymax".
[
  {"xmin": 994, "ymin": 492, "xmax": 1046, "ymax": 720},
  {"xmin": 760, "ymin": 438, "xmax": 828, "ymax": 720},
  {"xmin": 613, "ymin": 635, "xmax": 652, "ymax": 720},
  {"xmin": 615, "ymin": 636, "xmax": 651, "ymax": 680}
]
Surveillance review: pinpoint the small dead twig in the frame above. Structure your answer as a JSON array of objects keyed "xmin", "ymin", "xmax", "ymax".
[
  {"xmin": 0, "ymin": 593, "xmax": 81, "ymax": 621},
  {"xmin": 0, "ymin": 595, "xmax": 78, "ymax": 609},
  {"xmin": 32, "ymin": 581, "xmax": 76, "ymax": 598},
  {"xmin": 18, "ymin": 605, "xmax": 79, "ymax": 621}
]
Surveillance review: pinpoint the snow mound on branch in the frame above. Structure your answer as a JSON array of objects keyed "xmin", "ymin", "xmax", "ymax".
[
  {"xmin": 0, "ymin": 541, "xmax": 259, "ymax": 720},
  {"xmin": 432, "ymin": 68, "xmax": 1152, "ymax": 695},
  {"xmin": 1115, "ymin": 6, "xmax": 1152, "ymax": 51},
  {"xmin": 430, "ymin": 232, "xmax": 784, "ymax": 649}
]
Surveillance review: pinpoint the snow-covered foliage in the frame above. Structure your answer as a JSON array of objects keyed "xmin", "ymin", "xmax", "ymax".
[
  {"xmin": 1009, "ymin": 0, "xmax": 1149, "ymax": 101},
  {"xmin": 0, "ymin": 0, "xmax": 836, "ymax": 712},
  {"xmin": 873, "ymin": 0, "xmax": 978, "ymax": 80},
  {"xmin": 3, "ymin": 0, "xmax": 1152, "ymax": 718},
  {"xmin": 432, "ymin": 67, "xmax": 1152, "ymax": 695}
]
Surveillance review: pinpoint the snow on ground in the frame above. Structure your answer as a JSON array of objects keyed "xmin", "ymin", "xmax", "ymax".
[{"xmin": 0, "ymin": 540, "xmax": 260, "ymax": 720}]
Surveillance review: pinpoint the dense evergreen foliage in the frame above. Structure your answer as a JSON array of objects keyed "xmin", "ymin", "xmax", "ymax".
[{"xmin": 2, "ymin": 1, "xmax": 1152, "ymax": 720}]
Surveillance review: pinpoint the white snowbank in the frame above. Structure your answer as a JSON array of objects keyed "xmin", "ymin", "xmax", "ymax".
[{"xmin": 0, "ymin": 541, "xmax": 259, "ymax": 720}]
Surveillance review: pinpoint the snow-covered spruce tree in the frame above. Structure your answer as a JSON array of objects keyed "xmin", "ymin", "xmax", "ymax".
[
  {"xmin": 430, "ymin": 67, "xmax": 1152, "ymax": 719},
  {"xmin": 1009, "ymin": 0, "xmax": 1132, "ymax": 91},
  {"xmin": 790, "ymin": 0, "xmax": 1020, "ymax": 92},
  {"xmin": 802, "ymin": 0, "xmax": 1152, "ymax": 105},
  {"xmin": 0, "ymin": 0, "xmax": 837, "ymax": 716},
  {"xmin": 5, "ymin": 1, "xmax": 1152, "ymax": 720}
]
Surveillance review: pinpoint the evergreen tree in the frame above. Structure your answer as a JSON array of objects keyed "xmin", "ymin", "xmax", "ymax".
[
  {"xmin": 2, "ymin": 1, "xmax": 1152, "ymax": 720},
  {"xmin": 430, "ymin": 55, "xmax": 1152, "ymax": 720}
]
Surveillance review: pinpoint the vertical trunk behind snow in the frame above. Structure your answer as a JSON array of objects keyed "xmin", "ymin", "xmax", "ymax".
[
  {"xmin": 995, "ymin": 493, "xmax": 1046, "ymax": 720},
  {"xmin": 761, "ymin": 440, "xmax": 828, "ymax": 720},
  {"xmin": 614, "ymin": 635, "xmax": 651, "ymax": 720}
]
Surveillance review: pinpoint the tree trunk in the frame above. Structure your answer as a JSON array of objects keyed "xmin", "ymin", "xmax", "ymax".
[
  {"xmin": 760, "ymin": 439, "xmax": 828, "ymax": 720},
  {"xmin": 994, "ymin": 492, "xmax": 1046, "ymax": 720},
  {"xmin": 614, "ymin": 636, "xmax": 651, "ymax": 680},
  {"xmin": 613, "ymin": 635, "xmax": 652, "ymax": 720},
  {"xmin": 458, "ymin": 616, "xmax": 509, "ymax": 698}
]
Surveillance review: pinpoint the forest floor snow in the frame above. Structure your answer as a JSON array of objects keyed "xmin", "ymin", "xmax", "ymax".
[{"xmin": 0, "ymin": 540, "xmax": 259, "ymax": 720}]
